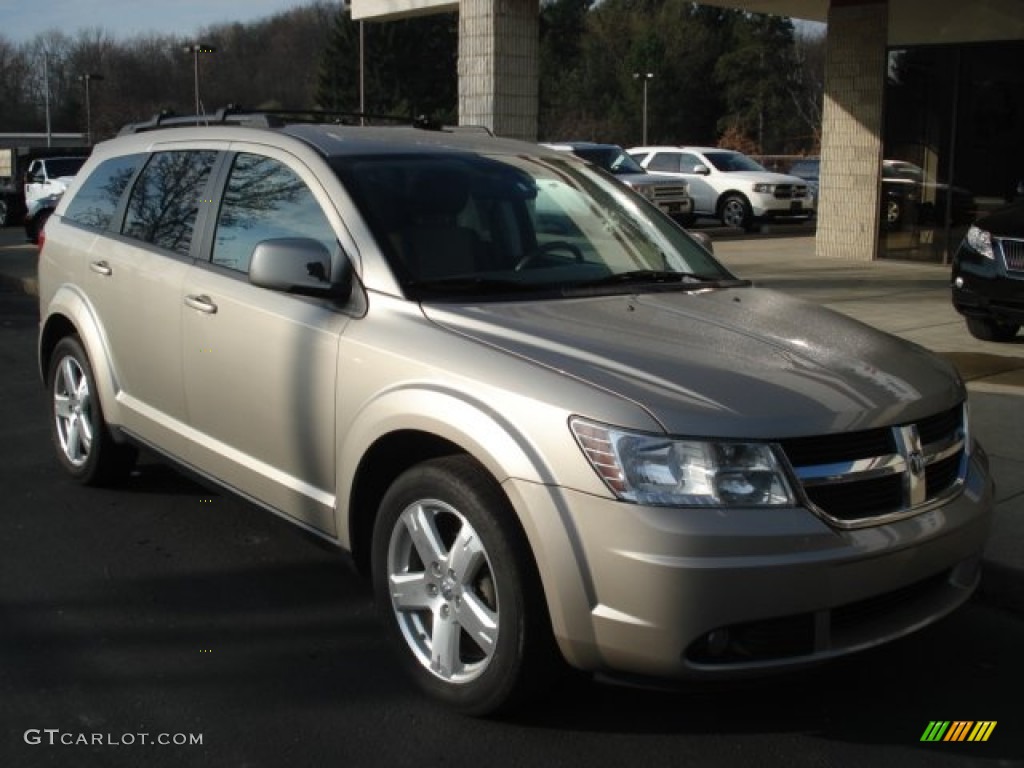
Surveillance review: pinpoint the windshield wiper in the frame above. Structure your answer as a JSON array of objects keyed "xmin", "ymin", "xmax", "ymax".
[
  {"xmin": 408, "ymin": 276, "xmax": 546, "ymax": 297},
  {"xmin": 562, "ymin": 270, "xmax": 748, "ymax": 296}
]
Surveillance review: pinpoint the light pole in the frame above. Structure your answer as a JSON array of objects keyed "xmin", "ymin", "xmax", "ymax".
[
  {"xmin": 183, "ymin": 43, "xmax": 216, "ymax": 123},
  {"xmin": 359, "ymin": 19, "xmax": 365, "ymax": 124},
  {"xmin": 78, "ymin": 73, "xmax": 104, "ymax": 145},
  {"xmin": 633, "ymin": 71, "xmax": 654, "ymax": 145},
  {"xmin": 43, "ymin": 50, "xmax": 52, "ymax": 147},
  {"xmin": 344, "ymin": 1, "xmax": 366, "ymax": 124}
]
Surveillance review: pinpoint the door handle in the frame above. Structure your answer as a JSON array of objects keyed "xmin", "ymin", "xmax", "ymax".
[
  {"xmin": 184, "ymin": 294, "xmax": 218, "ymax": 314},
  {"xmin": 89, "ymin": 260, "xmax": 112, "ymax": 276}
]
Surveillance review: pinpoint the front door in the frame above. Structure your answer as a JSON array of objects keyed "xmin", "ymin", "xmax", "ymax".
[{"xmin": 181, "ymin": 150, "xmax": 349, "ymax": 533}]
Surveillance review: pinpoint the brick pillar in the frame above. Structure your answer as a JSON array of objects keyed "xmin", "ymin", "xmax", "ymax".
[
  {"xmin": 815, "ymin": 1, "xmax": 888, "ymax": 261},
  {"xmin": 458, "ymin": 0, "xmax": 538, "ymax": 141}
]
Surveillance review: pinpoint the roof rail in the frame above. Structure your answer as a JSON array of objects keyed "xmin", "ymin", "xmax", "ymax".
[{"xmin": 118, "ymin": 106, "xmax": 490, "ymax": 136}]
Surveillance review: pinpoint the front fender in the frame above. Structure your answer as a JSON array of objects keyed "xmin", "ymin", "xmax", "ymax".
[
  {"xmin": 336, "ymin": 384, "xmax": 572, "ymax": 534},
  {"xmin": 335, "ymin": 383, "xmax": 605, "ymax": 666}
]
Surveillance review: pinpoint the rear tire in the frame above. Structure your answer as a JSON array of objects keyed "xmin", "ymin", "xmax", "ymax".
[
  {"xmin": 371, "ymin": 455, "xmax": 558, "ymax": 715},
  {"xmin": 48, "ymin": 335, "xmax": 137, "ymax": 485},
  {"xmin": 884, "ymin": 198, "xmax": 903, "ymax": 231},
  {"xmin": 966, "ymin": 317, "xmax": 1020, "ymax": 342}
]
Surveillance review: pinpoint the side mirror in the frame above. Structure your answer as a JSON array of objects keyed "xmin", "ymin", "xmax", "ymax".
[
  {"xmin": 692, "ymin": 164, "xmax": 711, "ymax": 176},
  {"xmin": 689, "ymin": 231, "xmax": 714, "ymax": 254},
  {"xmin": 249, "ymin": 238, "xmax": 350, "ymax": 299}
]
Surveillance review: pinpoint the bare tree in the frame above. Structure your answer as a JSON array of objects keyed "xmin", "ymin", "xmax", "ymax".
[{"xmin": 787, "ymin": 27, "xmax": 825, "ymax": 151}]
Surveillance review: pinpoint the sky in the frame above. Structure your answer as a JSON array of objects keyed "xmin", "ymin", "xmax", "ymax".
[{"xmin": 0, "ymin": 0, "xmax": 324, "ymax": 43}]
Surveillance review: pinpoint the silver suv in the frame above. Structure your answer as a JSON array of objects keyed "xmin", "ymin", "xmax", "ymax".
[{"xmin": 38, "ymin": 112, "xmax": 993, "ymax": 715}]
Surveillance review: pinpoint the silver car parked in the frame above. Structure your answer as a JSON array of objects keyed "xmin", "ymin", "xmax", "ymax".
[{"xmin": 38, "ymin": 111, "xmax": 993, "ymax": 715}]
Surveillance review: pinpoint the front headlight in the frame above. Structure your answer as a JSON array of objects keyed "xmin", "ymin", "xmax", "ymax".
[
  {"xmin": 752, "ymin": 183, "xmax": 775, "ymax": 194},
  {"xmin": 632, "ymin": 183, "xmax": 656, "ymax": 201},
  {"xmin": 966, "ymin": 225, "xmax": 994, "ymax": 259},
  {"xmin": 570, "ymin": 418, "xmax": 795, "ymax": 507}
]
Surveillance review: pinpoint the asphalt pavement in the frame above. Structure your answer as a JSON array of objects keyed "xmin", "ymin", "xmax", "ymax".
[{"xmin": 2, "ymin": 226, "xmax": 1021, "ymax": 612}]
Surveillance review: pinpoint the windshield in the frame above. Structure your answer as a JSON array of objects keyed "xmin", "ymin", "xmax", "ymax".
[
  {"xmin": 332, "ymin": 152, "xmax": 737, "ymax": 301},
  {"xmin": 571, "ymin": 147, "xmax": 647, "ymax": 175},
  {"xmin": 703, "ymin": 151, "xmax": 768, "ymax": 173}
]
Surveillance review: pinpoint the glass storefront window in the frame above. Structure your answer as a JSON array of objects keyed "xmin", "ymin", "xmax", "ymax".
[{"xmin": 883, "ymin": 41, "xmax": 1024, "ymax": 262}]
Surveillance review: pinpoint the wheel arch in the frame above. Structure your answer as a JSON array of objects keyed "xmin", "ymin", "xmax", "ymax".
[
  {"xmin": 39, "ymin": 287, "xmax": 121, "ymax": 423},
  {"xmin": 338, "ymin": 387, "xmax": 600, "ymax": 665},
  {"xmin": 346, "ymin": 428, "xmax": 467, "ymax": 577},
  {"xmin": 715, "ymin": 189, "xmax": 751, "ymax": 214}
]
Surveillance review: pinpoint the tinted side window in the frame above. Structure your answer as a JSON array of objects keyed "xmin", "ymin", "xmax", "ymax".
[
  {"xmin": 212, "ymin": 153, "xmax": 336, "ymax": 274},
  {"xmin": 123, "ymin": 150, "xmax": 218, "ymax": 256},
  {"xmin": 647, "ymin": 153, "xmax": 680, "ymax": 173},
  {"xmin": 678, "ymin": 153, "xmax": 704, "ymax": 173},
  {"xmin": 63, "ymin": 155, "xmax": 144, "ymax": 231}
]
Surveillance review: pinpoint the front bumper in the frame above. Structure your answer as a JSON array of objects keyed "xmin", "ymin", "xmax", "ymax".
[
  {"xmin": 952, "ymin": 244, "xmax": 1024, "ymax": 324},
  {"xmin": 510, "ymin": 448, "xmax": 993, "ymax": 680},
  {"xmin": 750, "ymin": 193, "xmax": 814, "ymax": 220}
]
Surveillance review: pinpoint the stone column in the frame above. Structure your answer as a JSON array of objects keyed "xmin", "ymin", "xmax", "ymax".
[
  {"xmin": 458, "ymin": 0, "xmax": 538, "ymax": 141},
  {"xmin": 816, "ymin": 1, "xmax": 888, "ymax": 261}
]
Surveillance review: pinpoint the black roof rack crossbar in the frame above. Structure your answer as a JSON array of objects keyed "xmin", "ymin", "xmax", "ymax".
[{"xmin": 118, "ymin": 106, "xmax": 492, "ymax": 136}]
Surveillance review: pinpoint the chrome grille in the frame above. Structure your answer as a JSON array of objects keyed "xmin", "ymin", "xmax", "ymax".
[
  {"xmin": 773, "ymin": 185, "xmax": 809, "ymax": 200},
  {"xmin": 649, "ymin": 185, "xmax": 688, "ymax": 202},
  {"xmin": 779, "ymin": 405, "xmax": 967, "ymax": 528},
  {"xmin": 998, "ymin": 237, "xmax": 1024, "ymax": 273}
]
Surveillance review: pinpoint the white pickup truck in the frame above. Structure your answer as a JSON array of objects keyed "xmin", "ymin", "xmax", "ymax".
[{"xmin": 24, "ymin": 156, "xmax": 88, "ymax": 243}]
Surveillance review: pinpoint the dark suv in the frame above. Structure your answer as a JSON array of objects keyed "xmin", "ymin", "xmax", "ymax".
[{"xmin": 952, "ymin": 201, "xmax": 1024, "ymax": 341}]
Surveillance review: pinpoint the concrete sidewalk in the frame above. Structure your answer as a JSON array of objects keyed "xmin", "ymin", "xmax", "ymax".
[{"xmin": 2, "ymin": 228, "xmax": 1021, "ymax": 610}]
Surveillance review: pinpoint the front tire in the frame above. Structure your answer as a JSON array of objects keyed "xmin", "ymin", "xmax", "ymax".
[
  {"xmin": 966, "ymin": 316, "xmax": 1020, "ymax": 342},
  {"xmin": 48, "ymin": 335, "xmax": 137, "ymax": 485},
  {"xmin": 372, "ymin": 455, "xmax": 557, "ymax": 715},
  {"xmin": 719, "ymin": 193, "xmax": 754, "ymax": 231}
]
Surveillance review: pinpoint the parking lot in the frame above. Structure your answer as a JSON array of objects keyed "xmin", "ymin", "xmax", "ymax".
[{"xmin": 2, "ymin": 225, "xmax": 1022, "ymax": 766}]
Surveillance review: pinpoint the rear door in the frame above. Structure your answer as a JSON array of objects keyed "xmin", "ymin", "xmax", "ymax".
[{"xmin": 67, "ymin": 148, "xmax": 222, "ymax": 458}]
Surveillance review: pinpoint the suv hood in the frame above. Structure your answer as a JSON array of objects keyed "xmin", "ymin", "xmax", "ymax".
[{"xmin": 423, "ymin": 287, "xmax": 962, "ymax": 438}]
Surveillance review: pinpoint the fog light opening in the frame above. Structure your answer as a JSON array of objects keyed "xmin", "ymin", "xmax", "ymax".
[{"xmin": 704, "ymin": 629, "xmax": 730, "ymax": 657}]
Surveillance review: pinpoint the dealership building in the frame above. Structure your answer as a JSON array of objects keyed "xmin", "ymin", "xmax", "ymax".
[{"xmin": 352, "ymin": 0, "xmax": 1023, "ymax": 263}]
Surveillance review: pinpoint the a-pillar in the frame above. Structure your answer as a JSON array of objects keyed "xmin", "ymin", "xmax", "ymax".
[
  {"xmin": 458, "ymin": 0, "xmax": 538, "ymax": 141},
  {"xmin": 816, "ymin": 0, "xmax": 888, "ymax": 261}
]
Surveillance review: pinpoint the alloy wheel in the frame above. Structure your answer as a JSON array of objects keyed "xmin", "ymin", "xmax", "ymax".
[
  {"xmin": 53, "ymin": 354, "xmax": 94, "ymax": 467},
  {"xmin": 386, "ymin": 498, "xmax": 499, "ymax": 684}
]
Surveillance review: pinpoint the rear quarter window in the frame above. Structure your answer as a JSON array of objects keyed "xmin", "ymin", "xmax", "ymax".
[{"xmin": 63, "ymin": 154, "xmax": 144, "ymax": 231}]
